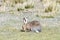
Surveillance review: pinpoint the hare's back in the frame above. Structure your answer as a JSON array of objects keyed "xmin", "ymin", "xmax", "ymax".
[{"xmin": 28, "ymin": 21, "xmax": 40, "ymax": 26}]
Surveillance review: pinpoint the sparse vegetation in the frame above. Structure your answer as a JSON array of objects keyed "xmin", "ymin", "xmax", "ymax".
[
  {"xmin": 10, "ymin": 0, "xmax": 27, "ymax": 4},
  {"xmin": 17, "ymin": 8, "xmax": 24, "ymax": 11},
  {"xmin": 45, "ymin": 6, "xmax": 53, "ymax": 13},
  {"xmin": 36, "ymin": 14, "xmax": 40, "ymax": 17},
  {"xmin": 56, "ymin": 0, "xmax": 60, "ymax": 3},
  {"xmin": 41, "ymin": 16, "xmax": 54, "ymax": 18},
  {"xmin": 25, "ymin": 4, "xmax": 34, "ymax": 9}
]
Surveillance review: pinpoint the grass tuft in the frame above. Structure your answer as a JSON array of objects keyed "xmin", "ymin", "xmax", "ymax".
[
  {"xmin": 25, "ymin": 4, "xmax": 34, "ymax": 9},
  {"xmin": 45, "ymin": 6, "xmax": 53, "ymax": 13},
  {"xmin": 41, "ymin": 16, "xmax": 54, "ymax": 18}
]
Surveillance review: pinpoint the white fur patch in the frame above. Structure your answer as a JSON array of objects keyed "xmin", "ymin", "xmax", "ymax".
[{"xmin": 35, "ymin": 30, "xmax": 39, "ymax": 33}]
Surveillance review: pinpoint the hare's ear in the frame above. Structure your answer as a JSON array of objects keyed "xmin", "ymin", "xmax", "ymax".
[{"xmin": 23, "ymin": 17, "xmax": 28, "ymax": 24}]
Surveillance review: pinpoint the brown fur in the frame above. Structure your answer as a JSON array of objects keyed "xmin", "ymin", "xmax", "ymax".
[{"xmin": 21, "ymin": 21, "xmax": 41, "ymax": 32}]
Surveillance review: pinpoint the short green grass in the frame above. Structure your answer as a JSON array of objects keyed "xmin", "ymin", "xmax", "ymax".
[{"xmin": 0, "ymin": 26, "xmax": 60, "ymax": 40}]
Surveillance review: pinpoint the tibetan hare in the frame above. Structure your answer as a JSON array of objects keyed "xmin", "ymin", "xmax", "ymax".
[{"xmin": 21, "ymin": 17, "xmax": 42, "ymax": 33}]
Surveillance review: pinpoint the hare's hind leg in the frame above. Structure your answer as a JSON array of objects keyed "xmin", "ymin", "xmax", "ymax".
[{"xmin": 31, "ymin": 26, "xmax": 41, "ymax": 33}]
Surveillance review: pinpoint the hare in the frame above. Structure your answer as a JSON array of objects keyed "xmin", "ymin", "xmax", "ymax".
[{"xmin": 21, "ymin": 17, "xmax": 41, "ymax": 33}]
